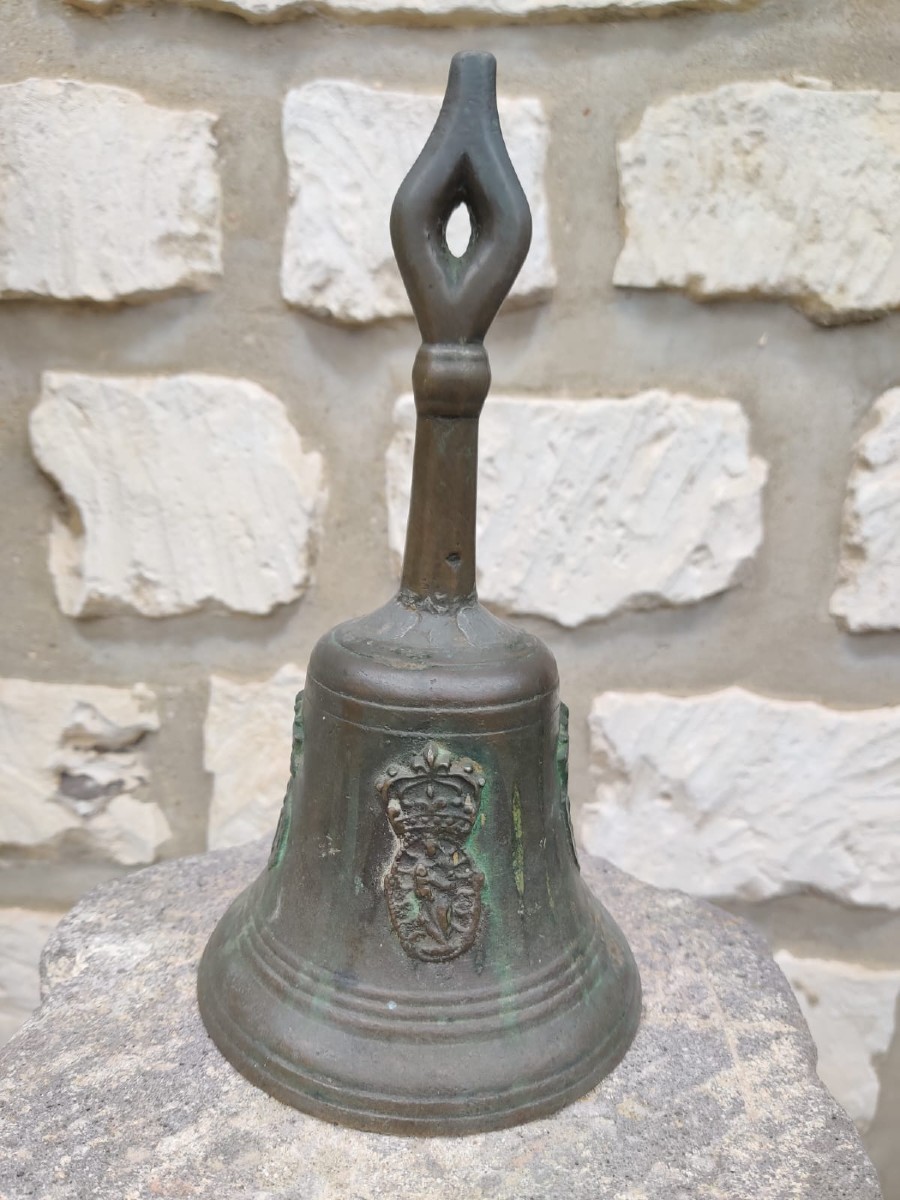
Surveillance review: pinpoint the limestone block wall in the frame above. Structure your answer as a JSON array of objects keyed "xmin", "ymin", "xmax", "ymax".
[{"xmin": 1, "ymin": 0, "xmax": 899, "ymax": 1192}]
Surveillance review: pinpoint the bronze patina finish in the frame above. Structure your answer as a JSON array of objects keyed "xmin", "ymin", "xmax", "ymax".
[{"xmin": 197, "ymin": 51, "xmax": 641, "ymax": 1136}]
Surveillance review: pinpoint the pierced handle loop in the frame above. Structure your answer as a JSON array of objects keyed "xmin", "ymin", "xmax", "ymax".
[{"xmin": 390, "ymin": 52, "xmax": 532, "ymax": 354}]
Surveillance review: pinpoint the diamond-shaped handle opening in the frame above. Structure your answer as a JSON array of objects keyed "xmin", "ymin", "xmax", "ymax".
[
  {"xmin": 391, "ymin": 52, "xmax": 532, "ymax": 347},
  {"xmin": 444, "ymin": 203, "xmax": 473, "ymax": 259}
]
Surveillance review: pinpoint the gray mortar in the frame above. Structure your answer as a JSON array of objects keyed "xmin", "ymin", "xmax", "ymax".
[{"xmin": 0, "ymin": 843, "xmax": 882, "ymax": 1199}]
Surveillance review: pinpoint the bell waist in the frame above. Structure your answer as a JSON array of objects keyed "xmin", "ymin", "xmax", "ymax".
[{"xmin": 230, "ymin": 884, "xmax": 613, "ymax": 1044}]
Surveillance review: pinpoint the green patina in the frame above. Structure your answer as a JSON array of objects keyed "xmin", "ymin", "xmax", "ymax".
[
  {"xmin": 511, "ymin": 784, "xmax": 525, "ymax": 899},
  {"xmin": 267, "ymin": 690, "xmax": 304, "ymax": 871},
  {"xmin": 288, "ymin": 690, "xmax": 305, "ymax": 776},
  {"xmin": 556, "ymin": 702, "xmax": 579, "ymax": 867},
  {"xmin": 467, "ymin": 771, "xmax": 496, "ymax": 936},
  {"xmin": 467, "ymin": 774, "xmax": 519, "ymax": 1006},
  {"xmin": 545, "ymin": 872, "xmax": 556, "ymax": 912}
]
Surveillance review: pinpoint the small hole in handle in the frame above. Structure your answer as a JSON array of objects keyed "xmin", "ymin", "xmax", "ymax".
[
  {"xmin": 445, "ymin": 204, "xmax": 473, "ymax": 259},
  {"xmin": 446, "ymin": 552, "xmax": 461, "ymax": 568}
]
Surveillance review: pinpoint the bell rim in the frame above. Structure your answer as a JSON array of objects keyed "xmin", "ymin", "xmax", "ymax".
[
  {"xmin": 197, "ymin": 887, "xmax": 642, "ymax": 1137},
  {"xmin": 198, "ymin": 955, "xmax": 640, "ymax": 1137}
]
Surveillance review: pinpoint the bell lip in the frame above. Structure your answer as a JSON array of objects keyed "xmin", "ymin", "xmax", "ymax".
[
  {"xmin": 196, "ymin": 885, "xmax": 642, "ymax": 1137},
  {"xmin": 198, "ymin": 956, "xmax": 641, "ymax": 1137}
]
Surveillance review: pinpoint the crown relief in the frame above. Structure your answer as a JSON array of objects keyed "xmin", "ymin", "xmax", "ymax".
[
  {"xmin": 376, "ymin": 741, "xmax": 486, "ymax": 845},
  {"xmin": 377, "ymin": 741, "xmax": 487, "ymax": 962}
]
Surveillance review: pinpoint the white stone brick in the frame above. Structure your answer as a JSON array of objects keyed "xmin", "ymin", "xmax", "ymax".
[
  {"xmin": 615, "ymin": 82, "xmax": 900, "ymax": 324},
  {"xmin": 205, "ymin": 666, "xmax": 306, "ymax": 850},
  {"xmin": 386, "ymin": 392, "xmax": 766, "ymax": 626},
  {"xmin": 0, "ymin": 911, "xmax": 60, "ymax": 1046},
  {"xmin": 66, "ymin": 0, "xmax": 753, "ymax": 24},
  {"xmin": 0, "ymin": 678, "xmax": 167, "ymax": 865},
  {"xmin": 281, "ymin": 81, "xmax": 554, "ymax": 323},
  {"xmin": 831, "ymin": 388, "xmax": 900, "ymax": 632},
  {"xmin": 0, "ymin": 80, "xmax": 221, "ymax": 303},
  {"xmin": 30, "ymin": 373, "xmax": 326, "ymax": 619},
  {"xmin": 775, "ymin": 951, "xmax": 900, "ymax": 1130},
  {"xmin": 584, "ymin": 688, "xmax": 900, "ymax": 908}
]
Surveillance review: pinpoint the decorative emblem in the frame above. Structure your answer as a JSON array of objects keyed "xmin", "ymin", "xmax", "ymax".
[
  {"xmin": 268, "ymin": 690, "xmax": 304, "ymax": 870},
  {"xmin": 377, "ymin": 742, "xmax": 486, "ymax": 962}
]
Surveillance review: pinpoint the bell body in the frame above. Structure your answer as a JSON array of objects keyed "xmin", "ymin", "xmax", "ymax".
[
  {"xmin": 199, "ymin": 49, "xmax": 640, "ymax": 1136},
  {"xmin": 198, "ymin": 597, "xmax": 641, "ymax": 1135}
]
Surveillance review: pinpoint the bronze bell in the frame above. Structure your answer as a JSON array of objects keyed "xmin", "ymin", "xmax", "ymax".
[{"xmin": 198, "ymin": 51, "xmax": 641, "ymax": 1136}]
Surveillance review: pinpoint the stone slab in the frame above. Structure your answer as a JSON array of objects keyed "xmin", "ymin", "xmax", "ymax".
[
  {"xmin": 0, "ymin": 843, "xmax": 880, "ymax": 1199},
  {"xmin": 831, "ymin": 387, "xmax": 900, "ymax": 632},
  {"xmin": 584, "ymin": 687, "xmax": 900, "ymax": 909},
  {"xmin": 0, "ymin": 677, "xmax": 168, "ymax": 864},
  {"xmin": 205, "ymin": 666, "xmax": 306, "ymax": 850},
  {"xmin": 65, "ymin": 0, "xmax": 758, "ymax": 25},
  {"xmin": 387, "ymin": 391, "xmax": 766, "ymax": 626},
  {"xmin": 615, "ymin": 81, "xmax": 900, "ymax": 325},
  {"xmin": 0, "ymin": 79, "xmax": 221, "ymax": 303},
  {"xmin": 776, "ymin": 950, "xmax": 900, "ymax": 1131},
  {"xmin": 30, "ymin": 373, "xmax": 326, "ymax": 618},
  {"xmin": 0, "ymin": 910, "xmax": 60, "ymax": 1046}
]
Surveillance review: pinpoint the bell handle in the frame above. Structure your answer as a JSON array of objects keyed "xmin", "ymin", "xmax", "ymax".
[
  {"xmin": 391, "ymin": 52, "xmax": 532, "ymax": 607},
  {"xmin": 390, "ymin": 51, "xmax": 532, "ymax": 357}
]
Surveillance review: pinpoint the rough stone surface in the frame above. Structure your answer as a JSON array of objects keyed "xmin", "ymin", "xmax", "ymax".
[
  {"xmin": 0, "ymin": 677, "xmax": 167, "ymax": 865},
  {"xmin": 65, "ymin": 0, "xmax": 755, "ymax": 24},
  {"xmin": 0, "ymin": 842, "xmax": 880, "ymax": 1199},
  {"xmin": 205, "ymin": 665, "xmax": 306, "ymax": 850},
  {"xmin": 387, "ymin": 392, "xmax": 766, "ymax": 626},
  {"xmin": 0, "ymin": 79, "xmax": 221, "ymax": 303},
  {"xmin": 776, "ymin": 950, "xmax": 900, "ymax": 1132},
  {"xmin": 30, "ymin": 373, "xmax": 326, "ymax": 619},
  {"xmin": 0, "ymin": 910, "xmax": 59, "ymax": 1046},
  {"xmin": 281, "ymin": 81, "xmax": 554, "ymax": 323},
  {"xmin": 583, "ymin": 688, "xmax": 900, "ymax": 908},
  {"xmin": 831, "ymin": 389, "xmax": 900, "ymax": 632},
  {"xmin": 614, "ymin": 81, "xmax": 900, "ymax": 325}
]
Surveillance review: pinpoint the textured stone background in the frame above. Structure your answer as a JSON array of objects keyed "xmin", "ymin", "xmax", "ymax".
[{"xmin": 1, "ymin": 0, "xmax": 899, "ymax": 1194}]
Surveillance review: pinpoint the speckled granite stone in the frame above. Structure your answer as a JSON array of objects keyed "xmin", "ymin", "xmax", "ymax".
[{"xmin": 0, "ymin": 843, "xmax": 882, "ymax": 1200}]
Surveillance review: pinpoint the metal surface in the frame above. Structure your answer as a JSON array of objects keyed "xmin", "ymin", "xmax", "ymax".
[{"xmin": 197, "ymin": 51, "xmax": 641, "ymax": 1136}]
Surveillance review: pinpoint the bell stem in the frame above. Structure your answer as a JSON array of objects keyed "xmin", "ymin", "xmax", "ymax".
[
  {"xmin": 399, "ymin": 341, "xmax": 490, "ymax": 609},
  {"xmin": 400, "ymin": 413, "xmax": 479, "ymax": 606}
]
